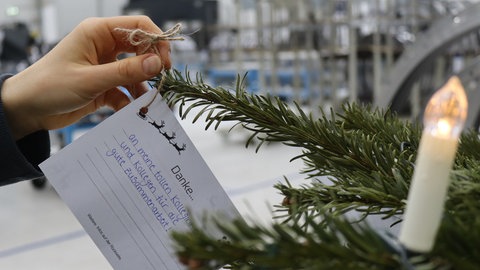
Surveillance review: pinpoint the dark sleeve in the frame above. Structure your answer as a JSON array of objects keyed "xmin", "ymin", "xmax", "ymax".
[{"xmin": 0, "ymin": 74, "xmax": 50, "ymax": 186}]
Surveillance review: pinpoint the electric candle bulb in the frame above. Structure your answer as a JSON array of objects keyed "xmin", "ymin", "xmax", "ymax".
[
  {"xmin": 423, "ymin": 76, "xmax": 467, "ymax": 139},
  {"xmin": 398, "ymin": 76, "xmax": 467, "ymax": 253}
]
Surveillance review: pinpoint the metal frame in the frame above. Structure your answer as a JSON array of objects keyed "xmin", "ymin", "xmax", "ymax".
[{"xmin": 377, "ymin": 3, "xmax": 480, "ymax": 116}]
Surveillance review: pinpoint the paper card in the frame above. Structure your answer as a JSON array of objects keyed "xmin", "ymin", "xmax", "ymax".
[{"xmin": 40, "ymin": 91, "xmax": 240, "ymax": 269}]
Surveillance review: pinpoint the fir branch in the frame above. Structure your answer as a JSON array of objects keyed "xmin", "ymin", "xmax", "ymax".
[
  {"xmin": 171, "ymin": 214, "xmax": 411, "ymax": 270},
  {"xmin": 433, "ymin": 208, "xmax": 480, "ymax": 269},
  {"xmin": 158, "ymin": 70, "xmax": 480, "ymax": 269},
  {"xmin": 171, "ymin": 212, "xmax": 480, "ymax": 270},
  {"xmin": 457, "ymin": 130, "xmax": 480, "ymax": 162},
  {"xmin": 159, "ymin": 71, "xmax": 421, "ymax": 221},
  {"xmin": 159, "ymin": 70, "xmax": 480, "ymax": 222}
]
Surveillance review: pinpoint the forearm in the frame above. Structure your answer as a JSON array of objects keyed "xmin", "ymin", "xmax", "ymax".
[{"xmin": 0, "ymin": 74, "xmax": 50, "ymax": 186}]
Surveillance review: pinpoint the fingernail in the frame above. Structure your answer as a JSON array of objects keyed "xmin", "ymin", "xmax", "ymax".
[{"xmin": 142, "ymin": 55, "xmax": 162, "ymax": 76}]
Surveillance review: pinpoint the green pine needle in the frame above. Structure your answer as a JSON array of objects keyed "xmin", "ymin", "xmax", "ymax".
[{"xmin": 155, "ymin": 70, "xmax": 480, "ymax": 269}]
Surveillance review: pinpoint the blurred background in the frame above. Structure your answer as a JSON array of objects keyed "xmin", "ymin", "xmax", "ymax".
[
  {"xmin": 2, "ymin": 0, "xmax": 480, "ymax": 269},
  {"xmin": 4, "ymin": 1, "xmax": 480, "ymax": 122}
]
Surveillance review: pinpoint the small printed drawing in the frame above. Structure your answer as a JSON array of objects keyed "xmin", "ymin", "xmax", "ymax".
[{"xmin": 138, "ymin": 108, "xmax": 187, "ymax": 155}]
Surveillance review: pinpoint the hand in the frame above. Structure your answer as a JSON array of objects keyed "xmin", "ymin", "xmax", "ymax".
[{"xmin": 1, "ymin": 16, "xmax": 171, "ymax": 139}]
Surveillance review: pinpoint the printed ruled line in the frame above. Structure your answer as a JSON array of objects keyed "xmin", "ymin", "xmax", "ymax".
[
  {"xmin": 98, "ymin": 136, "xmax": 181, "ymax": 269},
  {"xmin": 78, "ymin": 158, "xmax": 159, "ymax": 269},
  {"xmin": 108, "ymin": 134, "xmax": 176, "ymax": 232},
  {"xmin": 90, "ymin": 146, "xmax": 172, "ymax": 268}
]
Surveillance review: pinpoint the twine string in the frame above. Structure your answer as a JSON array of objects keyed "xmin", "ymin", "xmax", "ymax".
[
  {"xmin": 115, "ymin": 23, "xmax": 183, "ymax": 115},
  {"xmin": 145, "ymin": 74, "xmax": 166, "ymax": 109},
  {"xmin": 115, "ymin": 23, "xmax": 184, "ymax": 54}
]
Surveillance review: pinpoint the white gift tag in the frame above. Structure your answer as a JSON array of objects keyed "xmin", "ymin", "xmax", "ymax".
[{"xmin": 40, "ymin": 91, "xmax": 240, "ymax": 269}]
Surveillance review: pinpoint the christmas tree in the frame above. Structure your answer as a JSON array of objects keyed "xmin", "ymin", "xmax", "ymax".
[{"xmin": 151, "ymin": 70, "xmax": 480, "ymax": 270}]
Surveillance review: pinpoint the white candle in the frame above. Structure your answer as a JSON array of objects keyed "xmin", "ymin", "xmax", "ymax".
[{"xmin": 398, "ymin": 76, "xmax": 467, "ymax": 253}]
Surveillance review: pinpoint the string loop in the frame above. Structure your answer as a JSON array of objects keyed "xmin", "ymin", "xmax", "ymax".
[
  {"xmin": 115, "ymin": 23, "xmax": 184, "ymax": 54},
  {"xmin": 115, "ymin": 23, "xmax": 183, "ymax": 116}
]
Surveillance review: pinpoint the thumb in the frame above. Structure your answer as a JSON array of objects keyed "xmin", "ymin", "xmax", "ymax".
[{"xmin": 89, "ymin": 54, "xmax": 162, "ymax": 90}]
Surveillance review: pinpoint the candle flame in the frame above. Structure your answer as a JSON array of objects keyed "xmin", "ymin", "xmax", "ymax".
[{"xmin": 423, "ymin": 76, "xmax": 468, "ymax": 139}]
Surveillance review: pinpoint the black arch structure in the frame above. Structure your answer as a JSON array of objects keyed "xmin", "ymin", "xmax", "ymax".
[{"xmin": 377, "ymin": 3, "xmax": 480, "ymax": 128}]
